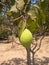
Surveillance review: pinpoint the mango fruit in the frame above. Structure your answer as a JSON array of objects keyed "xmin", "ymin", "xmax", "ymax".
[{"xmin": 20, "ymin": 29, "xmax": 32, "ymax": 48}]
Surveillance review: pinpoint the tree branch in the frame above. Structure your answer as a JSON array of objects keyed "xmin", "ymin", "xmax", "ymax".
[
  {"xmin": 23, "ymin": 0, "xmax": 30, "ymax": 13},
  {"xmin": 30, "ymin": 35, "xmax": 45, "ymax": 54},
  {"xmin": 34, "ymin": 35, "xmax": 45, "ymax": 53},
  {"xmin": 9, "ymin": 15, "xmax": 23, "ymax": 22},
  {"xmin": 30, "ymin": 41, "xmax": 37, "ymax": 53}
]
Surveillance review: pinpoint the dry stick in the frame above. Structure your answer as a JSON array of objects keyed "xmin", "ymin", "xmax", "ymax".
[{"xmin": 9, "ymin": 15, "xmax": 23, "ymax": 22}]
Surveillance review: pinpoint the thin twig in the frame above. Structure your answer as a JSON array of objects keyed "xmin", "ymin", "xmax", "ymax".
[
  {"xmin": 30, "ymin": 35, "xmax": 45, "ymax": 54},
  {"xmin": 9, "ymin": 15, "xmax": 23, "ymax": 22},
  {"xmin": 23, "ymin": 0, "xmax": 30, "ymax": 13},
  {"xmin": 34, "ymin": 35, "xmax": 45, "ymax": 53},
  {"xmin": 32, "ymin": 41, "xmax": 37, "ymax": 51}
]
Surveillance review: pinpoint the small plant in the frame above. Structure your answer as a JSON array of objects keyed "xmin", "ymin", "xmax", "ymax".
[{"xmin": 20, "ymin": 28, "xmax": 33, "ymax": 65}]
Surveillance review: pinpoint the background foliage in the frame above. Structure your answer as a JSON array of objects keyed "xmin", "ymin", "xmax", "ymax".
[{"xmin": 0, "ymin": 0, "xmax": 49, "ymax": 39}]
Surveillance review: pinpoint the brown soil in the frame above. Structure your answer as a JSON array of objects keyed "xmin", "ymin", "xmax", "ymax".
[{"xmin": 0, "ymin": 36, "xmax": 49, "ymax": 65}]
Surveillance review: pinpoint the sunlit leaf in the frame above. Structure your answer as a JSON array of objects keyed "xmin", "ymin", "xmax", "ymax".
[
  {"xmin": 27, "ymin": 10, "xmax": 37, "ymax": 21},
  {"xmin": 10, "ymin": 5, "xmax": 18, "ymax": 13},
  {"xmin": 15, "ymin": 0, "xmax": 25, "ymax": 10},
  {"xmin": 33, "ymin": 4, "xmax": 40, "ymax": 9},
  {"xmin": 41, "ymin": 0, "xmax": 44, "ymax": 2}
]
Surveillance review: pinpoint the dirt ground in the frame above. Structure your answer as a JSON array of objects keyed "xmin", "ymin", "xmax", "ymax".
[{"xmin": 0, "ymin": 36, "xmax": 49, "ymax": 65}]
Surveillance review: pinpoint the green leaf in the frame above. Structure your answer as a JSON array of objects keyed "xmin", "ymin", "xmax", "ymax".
[
  {"xmin": 33, "ymin": 4, "xmax": 45, "ymax": 26},
  {"xmin": 40, "ymin": 0, "xmax": 47, "ymax": 10},
  {"xmin": 7, "ymin": 11, "xmax": 12, "ymax": 16},
  {"xmin": 18, "ymin": 20, "xmax": 26, "ymax": 38},
  {"xmin": 27, "ymin": 17, "xmax": 39, "ymax": 33},
  {"xmin": 37, "ymin": 8, "xmax": 45, "ymax": 26}
]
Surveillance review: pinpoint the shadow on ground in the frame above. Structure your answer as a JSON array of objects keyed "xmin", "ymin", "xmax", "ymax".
[
  {"xmin": 0, "ymin": 57, "xmax": 49, "ymax": 65},
  {"xmin": 35, "ymin": 57, "xmax": 49, "ymax": 65},
  {"xmin": 0, "ymin": 58, "xmax": 26, "ymax": 65}
]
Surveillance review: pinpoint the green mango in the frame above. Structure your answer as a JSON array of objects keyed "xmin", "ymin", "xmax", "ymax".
[{"xmin": 20, "ymin": 29, "xmax": 32, "ymax": 48}]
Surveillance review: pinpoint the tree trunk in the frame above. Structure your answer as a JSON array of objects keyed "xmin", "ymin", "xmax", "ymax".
[
  {"xmin": 32, "ymin": 52, "xmax": 35, "ymax": 65},
  {"xmin": 26, "ymin": 48, "xmax": 31, "ymax": 65}
]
